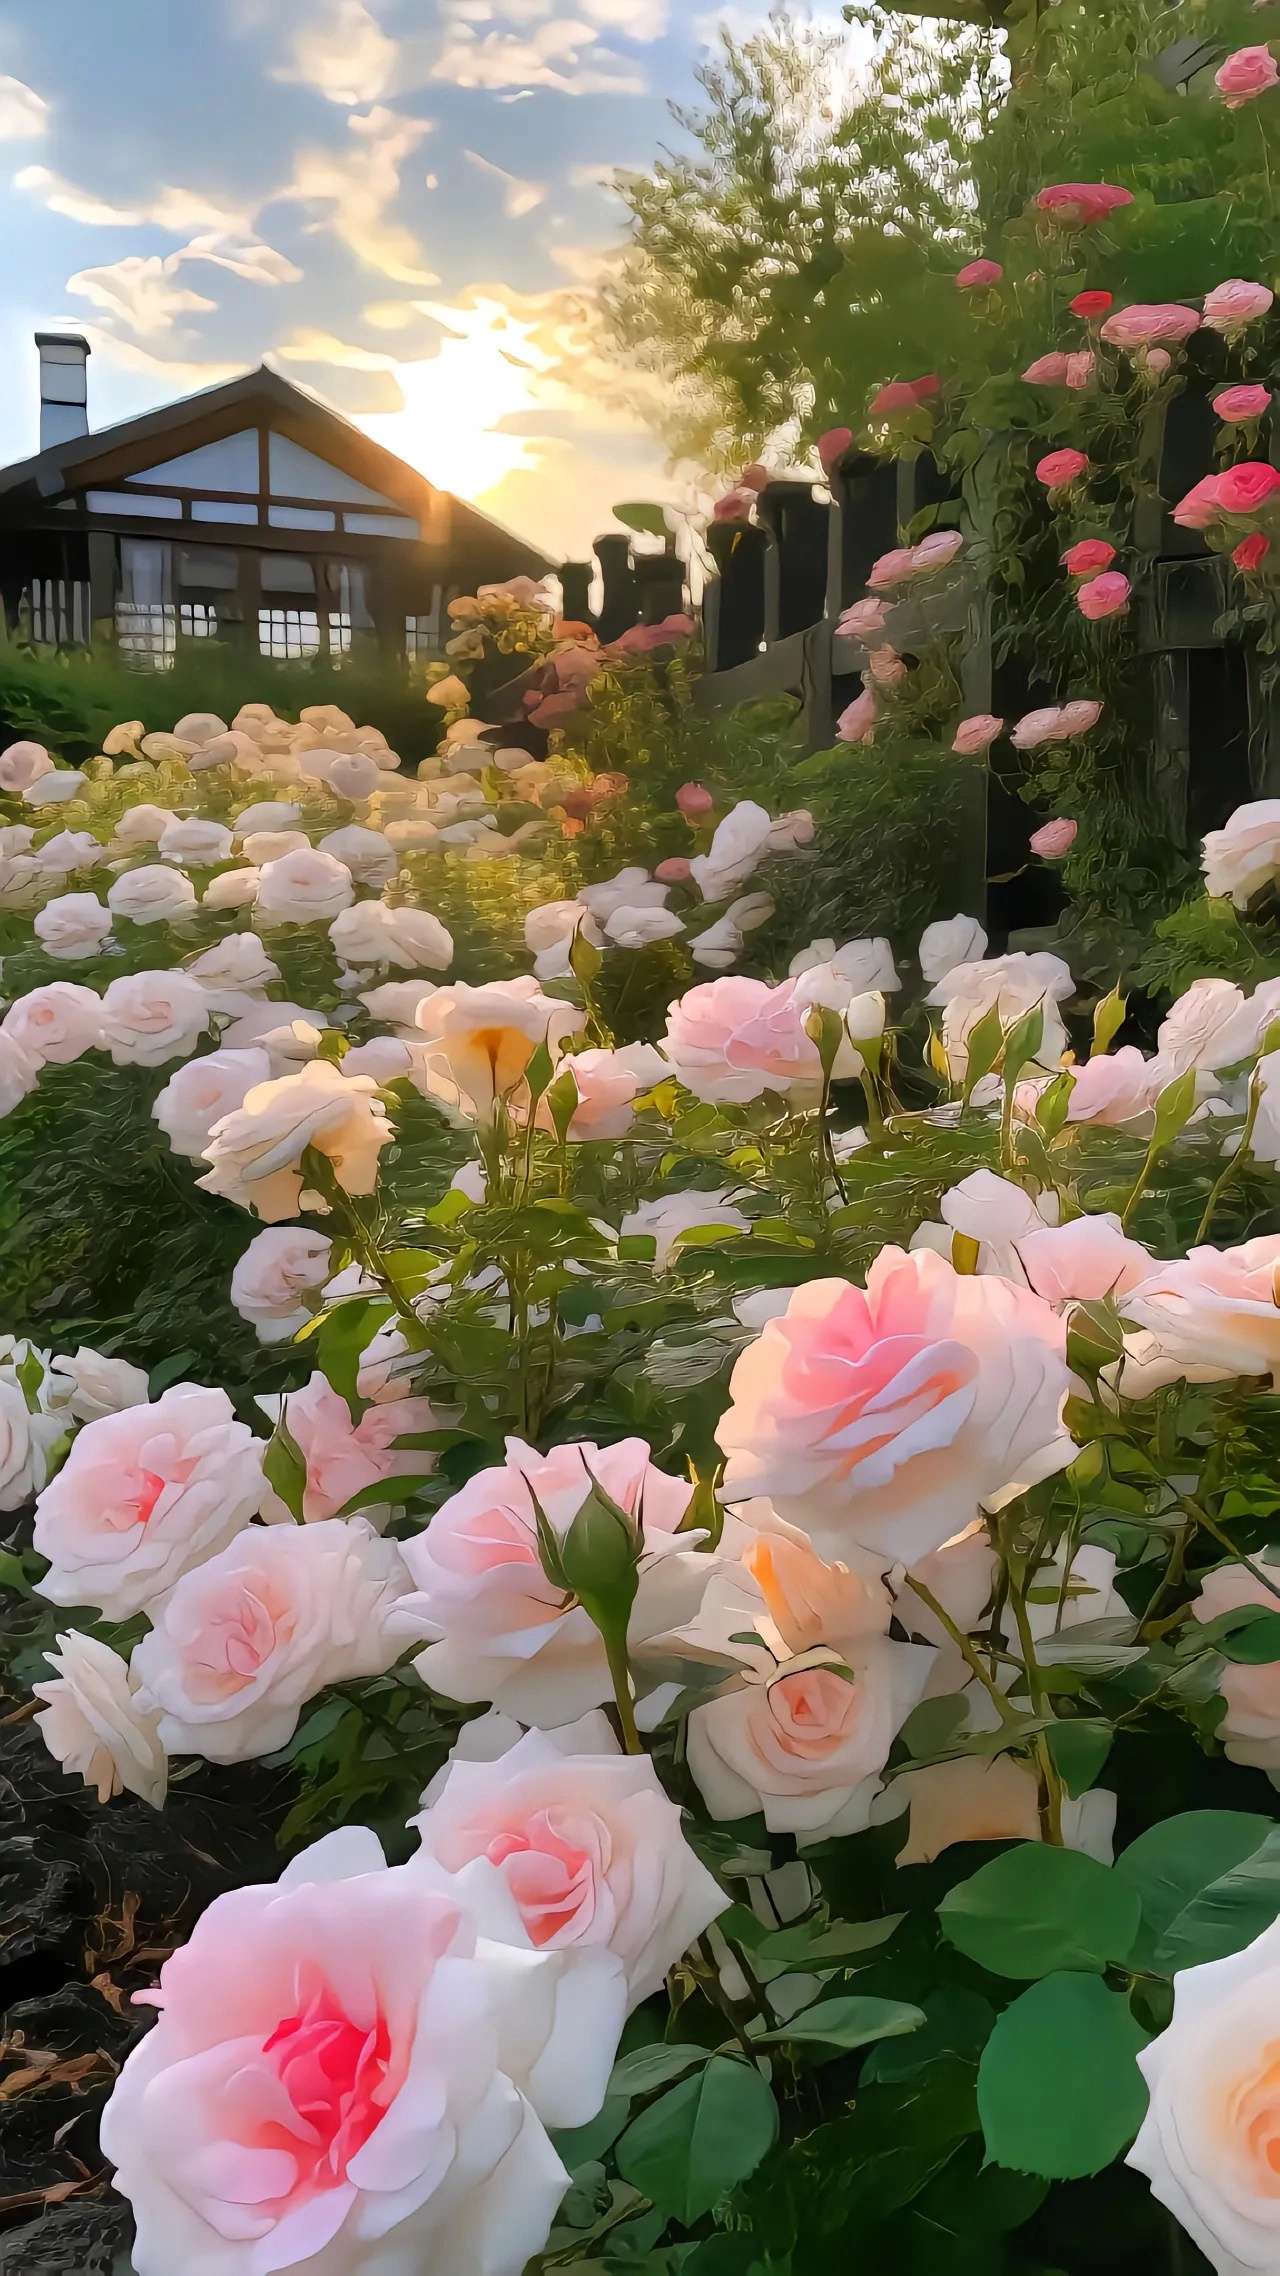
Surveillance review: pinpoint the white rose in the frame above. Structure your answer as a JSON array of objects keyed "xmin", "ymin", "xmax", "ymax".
[
  {"xmin": 927, "ymin": 951, "xmax": 1073, "ymax": 1078},
  {"xmin": 107, "ymin": 865, "xmax": 199, "ymax": 927},
  {"xmin": 0, "ymin": 823, "xmax": 34, "ymax": 856},
  {"xmin": 198, "ymin": 1058, "xmax": 394, "ymax": 1220},
  {"xmin": 111, "ymin": 804, "xmax": 172, "ymax": 848},
  {"xmin": 689, "ymin": 801, "xmax": 772, "ymax": 898},
  {"xmin": 231, "ymin": 800, "xmax": 300, "ymax": 840},
  {"xmin": 604, "ymin": 903, "xmax": 686, "ymax": 949},
  {"xmin": 33, "ymin": 829, "xmax": 102, "ymax": 874},
  {"xmin": 0, "ymin": 1373, "xmax": 65, "ymax": 1508},
  {"xmin": 361, "ymin": 977, "xmax": 441, "ymax": 1025},
  {"xmin": 255, "ymin": 845, "xmax": 354, "ymax": 925},
  {"xmin": 918, "ymin": 913, "xmax": 989, "ymax": 983},
  {"xmin": 1202, "ymin": 799, "xmax": 1280, "ymax": 908},
  {"xmin": 578, "ymin": 867, "xmax": 670, "ymax": 924},
  {"xmin": 1, "ymin": 982, "xmax": 102, "ymax": 1067},
  {"xmin": 524, "ymin": 898, "xmax": 603, "ymax": 981},
  {"xmin": 33, "ymin": 1382, "xmax": 265, "ymax": 1619},
  {"xmin": 790, "ymin": 934, "xmax": 900, "ymax": 991},
  {"xmin": 217, "ymin": 1004, "xmax": 326, "ymax": 1068},
  {"xmin": 33, "ymin": 892, "xmax": 113, "ymax": 961},
  {"xmin": 689, "ymin": 891, "xmax": 775, "ymax": 971},
  {"xmin": 24, "ymin": 770, "xmax": 87, "ymax": 807},
  {"xmin": 230, "ymin": 1224, "xmax": 333, "ymax": 1342},
  {"xmin": 183, "ymin": 931, "xmax": 280, "ymax": 1000},
  {"xmin": 329, "ymin": 751, "xmax": 384, "ymax": 801},
  {"xmin": 58, "ymin": 1346, "xmax": 151, "ymax": 1422},
  {"xmin": 100, "ymin": 970, "xmax": 209, "ymax": 1067},
  {"xmin": 33, "ymin": 1632, "xmax": 167, "ymax": 1806},
  {"xmin": 318, "ymin": 824, "xmax": 397, "ymax": 886},
  {"xmin": 329, "ymin": 899, "xmax": 454, "ymax": 972},
  {"xmin": 1129, "ymin": 1913, "xmax": 1280, "ymax": 2275},
  {"xmin": 1158, "ymin": 978, "xmax": 1261, "ymax": 1074},
  {"xmin": 0, "ymin": 739, "xmax": 54, "ymax": 793},
  {"xmin": 415, "ymin": 1716, "xmax": 727, "ymax": 2008},
  {"xmin": 153, "ymin": 1047, "xmax": 274, "ymax": 1161},
  {"xmin": 131, "ymin": 1518, "xmax": 408, "ymax": 1761},
  {"xmin": 0, "ymin": 1031, "xmax": 39, "ymax": 1116},
  {"xmin": 619, "ymin": 1187, "xmax": 750, "ymax": 1267},
  {"xmin": 202, "ymin": 865, "xmax": 261, "ymax": 911},
  {"xmin": 157, "ymin": 816, "xmax": 233, "ymax": 867}
]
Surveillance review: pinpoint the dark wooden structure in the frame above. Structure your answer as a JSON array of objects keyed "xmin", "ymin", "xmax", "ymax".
[{"xmin": 0, "ymin": 337, "xmax": 552, "ymax": 669}]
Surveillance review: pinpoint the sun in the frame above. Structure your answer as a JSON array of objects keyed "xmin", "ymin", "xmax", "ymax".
[{"xmin": 358, "ymin": 297, "xmax": 554, "ymax": 504}]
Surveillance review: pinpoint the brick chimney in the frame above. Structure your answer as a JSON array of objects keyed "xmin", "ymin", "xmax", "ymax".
[{"xmin": 36, "ymin": 332, "xmax": 90, "ymax": 450}]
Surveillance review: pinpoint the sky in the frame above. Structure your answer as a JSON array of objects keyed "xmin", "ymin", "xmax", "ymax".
[{"xmin": 0, "ymin": 0, "xmax": 851, "ymax": 561}]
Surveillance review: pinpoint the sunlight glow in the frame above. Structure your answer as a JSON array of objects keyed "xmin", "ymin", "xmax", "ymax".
[{"xmin": 357, "ymin": 297, "xmax": 555, "ymax": 503}]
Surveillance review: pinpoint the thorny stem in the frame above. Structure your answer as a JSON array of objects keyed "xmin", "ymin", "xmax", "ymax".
[
  {"xmin": 1002, "ymin": 1545, "xmax": 1065, "ymax": 1847},
  {"xmin": 902, "ymin": 1571, "xmax": 1021, "ymax": 1727},
  {"xmin": 603, "ymin": 1625, "xmax": 642, "ymax": 1755},
  {"xmin": 1194, "ymin": 1076, "xmax": 1261, "ymax": 1245}
]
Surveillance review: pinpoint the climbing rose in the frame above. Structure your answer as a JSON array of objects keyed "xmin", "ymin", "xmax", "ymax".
[
  {"xmin": 1076, "ymin": 571, "xmax": 1132, "ymax": 620},
  {"xmin": 1035, "ymin": 183, "xmax": 1133, "ymax": 225},
  {"xmin": 1030, "ymin": 817, "xmax": 1078, "ymax": 858},
  {"xmin": 1036, "ymin": 448, "xmax": 1089, "ymax": 488},
  {"xmin": 1215, "ymin": 463, "xmax": 1280, "ymax": 515},
  {"xmin": 1235, "ymin": 533, "xmax": 1272, "ymax": 572},
  {"xmin": 1100, "ymin": 303, "xmax": 1200, "ymax": 349},
  {"xmin": 1214, "ymin": 384, "xmax": 1273, "ymax": 423},
  {"xmin": 952, "ymin": 714, "xmax": 1003, "ymax": 754},
  {"xmin": 1203, "ymin": 279, "xmax": 1275, "ymax": 332},
  {"xmin": 1070, "ymin": 288, "xmax": 1114, "ymax": 318},
  {"xmin": 1215, "ymin": 43, "xmax": 1280, "ymax": 106},
  {"xmin": 1062, "ymin": 539, "xmax": 1117, "ymax": 576}
]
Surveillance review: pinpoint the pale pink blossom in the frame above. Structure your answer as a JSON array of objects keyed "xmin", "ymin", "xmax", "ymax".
[
  {"xmin": 956, "ymin": 258, "xmax": 1003, "ymax": 290},
  {"xmin": 836, "ymin": 597, "xmax": 890, "ymax": 639},
  {"xmin": 1203, "ymin": 798, "xmax": 1280, "ymax": 905},
  {"xmin": 1214, "ymin": 383, "xmax": 1273, "ymax": 423},
  {"xmin": 1191, "ymin": 1562, "xmax": 1280, "ymax": 1775},
  {"xmin": 835, "ymin": 688, "xmax": 879, "ymax": 744},
  {"xmin": 661, "ymin": 974, "xmax": 830, "ymax": 1104},
  {"xmin": 1124, "ymin": 1236, "xmax": 1280, "ymax": 1388},
  {"xmin": 230, "ymin": 1226, "xmax": 333, "ymax": 1344},
  {"xmin": 676, "ymin": 781, "xmax": 714, "ymax": 816},
  {"xmin": 1100, "ymin": 303, "xmax": 1200, "ymax": 350},
  {"xmin": 1203, "ymin": 278, "xmax": 1275, "ymax": 332},
  {"xmin": 1031, "ymin": 815, "xmax": 1078, "ymax": 857},
  {"xmin": 1215, "ymin": 43, "xmax": 1280, "ymax": 105},
  {"xmin": 1076, "ymin": 571, "xmax": 1132, "ymax": 620},
  {"xmin": 260, "ymin": 1372, "xmax": 439, "ymax": 1524},
  {"xmin": 1035, "ymin": 183, "xmax": 1134, "ymax": 226}
]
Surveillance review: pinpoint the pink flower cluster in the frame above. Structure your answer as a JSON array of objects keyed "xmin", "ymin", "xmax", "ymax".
[
  {"xmin": 867, "ymin": 375, "xmax": 941, "ymax": 420},
  {"xmin": 1023, "ymin": 351, "xmax": 1096, "ymax": 390},
  {"xmin": 867, "ymin": 530, "xmax": 965, "ymax": 590},
  {"xmin": 1035, "ymin": 182, "xmax": 1133, "ymax": 227},
  {"xmin": 1010, "ymin": 701, "xmax": 1104, "ymax": 750},
  {"xmin": 1174, "ymin": 464, "xmax": 1280, "ymax": 529}
]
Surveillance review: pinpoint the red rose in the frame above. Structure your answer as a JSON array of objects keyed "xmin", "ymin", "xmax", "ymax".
[
  {"xmin": 1234, "ymin": 533, "xmax": 1272, "ymax": 573},
  {"xmin": 1071, "ymin": 289, "xmax": 1114, "ymax": 318}
]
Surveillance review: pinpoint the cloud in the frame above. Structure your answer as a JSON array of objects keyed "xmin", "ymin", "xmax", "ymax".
[
  {"xmin": 464, "ymin": 150, "xmax": 546, "ymax": 218},
  {"xmin": 182, "ymin": 233, "xmax": 303, "ymax": 286},
  {"xmin": 276, "ymin": 326, "xmax": 400, "ymax": 373},
  {"xmin": 429, "ymin": 5, "xmax": 648, "ymax": 93},
  {"xmin": 568, "ymin": 159, "xmax": 623, "ymax": 194},
  {"xmin": 578, "ymin": 0, "xmax": 668, "ymax": 37},
  {"xmin": 273, "ymin": 0, "xmax": 397, "ymax": 103},
  {"xmin": 67, "ymin": 255, "xmax": 218, "ymax": 336},
  {"xmin": 14, "ymin": 165, "xmax": 249, "ymax": 234},
  {"xmin": 548, "ymin": 240, "xmax": 620, "ymax": 283},
  {"xmin": 0, "ymin": 75, "xmax": 48, "ymax": 139},
  {"xmin": 362, "ymin": 298, "xmax": 423, "ymax": 331},
  {"xmin": 67, "ymin": 322, "xmax": 242, "ymax": 393},
  {"xmin": 274, "ymin": 106, "xmax": 438, "ymax": 285}
]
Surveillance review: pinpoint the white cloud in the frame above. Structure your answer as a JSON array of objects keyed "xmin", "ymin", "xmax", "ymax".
[
  {"xmin": 430, "ymin": 5, "xmax": 648, "ymax": 93},
  {"xmin": 182, "ymin": 233, "xmax": 303, "ymax": 286},
  {"xmin": 0, "ymin": 74, "xmax": 48, "ymax": 139},
  {"xmin": 548, "ymin": 240, "xmax": 619, "ymax": 283},
  {"xmin": 568, "ymin": 158, "xmax": 623, "ymax": 194},
  {"xmin": 277, "ymin": 326, "xmax": 400, "ymax": 374},
  {"xmin": 69, "ymin": 323, "xmax": 242, "ymax": 392},
  {"xmin": 66, "ymin": 255, "xmax": 217, "ymax": 337},
  {"xmin": 579, "ymin": 0, "xmax": 668, "ymax": 37},
  {"xmin": 362, "ymin": 298, "xmax": 421, "ymax": 331},
  {"xmin": 274, "ymin": 0, "xmax": 397, "ymax": 103},
  {"xmin": 464, "ymin": 150, "xmax": 546, "ymax": 218},
  {"xmin": 14, "ymin": 165, "xmax": 249, "ymax": 234},
  {"xmin": 274, "ymin": 106, "xmax": 437, "ymax": 285}
]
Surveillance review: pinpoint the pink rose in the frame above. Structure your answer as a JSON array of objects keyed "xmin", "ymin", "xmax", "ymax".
[
  {"xmin": 1011, "ymin": 700, "xmax": 1101, "ymax": 748},
  {"xmin": 1124, "ymin": 1236, "xmax": 1280, "ymax": 1387},
  {"xmin": 866, "ymin": 643, "xmax": 908, "ymax": 687},
  {"xmin": 1076, "ymin": 570, "xmax": 1132, "ymax": 620},
  {"xmin": 1036, "ymin": 447, "xmax": 1090, "ymax": 489},
  {"xmin": 1016, "ymin": 1216, "xmax": 1153, "ymax": 1306},
  {"xmin": 1215, "ymin": 43, "xmax": 1280, "ymax": 106},
  {"xmin": 537, "ymin": 1042, "xmax": 664, "ymax": 1141},
  {"xmin": 1062, "ymin": 538, "xmax": 1117, "ymax": 576},
  {"xmin": 1215, "ymin": 462, "xmax": 1280, "ymax": 515},
  {"xmin": 101, "ymin": 1826, "xmax": 626, "ymax": 2276},
  {"xmin": 912, "ymin": 529, "xmax": 965, "ymax": 572},
  {"xmin": 837, "ymin": 596, "xmax": 890, "ymax": 638},
  {"xmin": 1144, "ymin": 348, "xmax": 1173, "ymax": 378},
  {"xmin": 1071, "ymin": 288, "xmax": 1114, "ymax": 318},
  {"xmin": 1173, "ymin": 473, "xmax": 1225, "ymax": 529},
  {"xmin": 396, "ymin": 1436, "xmax": 710, "ymax": 1724},
  {"xmin": 1059, "ymin": 697, "xmax": 1105, "ymax": 734},
  {"xmin": 836, "ymin": 687, "xmax": 879, "ymax": 744},
  {"xmin": 416, "ymin": 1722, "xmax": 726, "ymax": 2005},
  {"xmin": 1030, "ymin": 816, "xmax": 1078, "ymax": 857},
  {"xmin": 1203, "ymin": 278, "xmax": 1275, "ymax": 333},
  {"xmin": 712, "ymin": 487, "xmax": 754, "ymax": 522},
  {"xmin": 654, "ymin": 854, "xmax": 692, "ymax": 882},
  {"xmin": 1023, "ymin": 352, "xmax": 1072, "ymax": 386},
  {"xmin": 1214, "ymin": 383, "xmax": 1273, "ymax": 423},
  {"xmin": 1035, "ymin": 182, "xmax": 1134, "ymax": 226},
  {"xmin": 956, "ymin": 258, "xmax": 1003, "ymax": 289},
  {"xmin": 1100, "ymin": 303, "xmax": 1201, "ymax": 350},
  {"xmin": 676, "ymin": 780, "xmax": 714, "ymax": 817},
  {"xmin": 1065, "ymin": 350, "xmax": 1097, "ymax": 389},
  {"xmin": 952, "ymin": 714, "xmax": 1003, "ymax": 754},
  {"xmin": 1065, "ymin": 1048, "xmax": 1165, "ymax": 1127},
  {"xmin": 33, "ymin": 1386, "xmax": 265, "ymax": 1622},
  {"xmin": 867, "ymin": 545, "xmax": 917, "ymax": 590},
  {"xmin": 1236, "ymin": 532, "xmax": 1272, "ymax": 572},
  {"xmin": 662, "ymin": 974, "xmax": 827, "ymax": 1104},
  {"xmin": 260, "ymin": 1372, "xmax": 438, "ymax": 1524},
  {"xmin": 817, "ymin": 425, "xmax": 853, "ymax": 473},
  {"xmin": 716, "ymin": 1250, "xmax": 1072, "ymax": 1564}
]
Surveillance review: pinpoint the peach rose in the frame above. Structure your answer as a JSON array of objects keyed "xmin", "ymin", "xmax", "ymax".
[
  {"xmin": 1215, "ymin": 42, "xmax": 1280, "ymax": 105},
  {"xmin": 661, "ymin": 975, "xmax": 827, "ymax": 1105},
  {"xmin": 716, "ymin": 1250, "xmax": 1073, "ymax": 1564},
  {"xmin": 886, "ymin": 1740, "xmax": 1116, "ymax": 1864},
  {"xmin": 33, "ymin": 1384, "xmax": 265, "ymax": 1620},
  {"xmin": 1064, "ymin": 1047, "xmax": 1164, "ymax": 1127},
  {"xmin": 131, "ymin": 1518, "xmax": 408, "ymax": 1761},
  {"xmin": 1129, "ymin": 1914, "xmax": 1280, "ymax": 2275},
  {"xmin": 152, "ymin": 1048, "xmax": 273, "ymax": 1163},
  {"xmin": 687, "ymin": 1533, "xmax": 936, "ymax": 1842},
  {"xmin": 396, "ymin": 1436, "xmax": 711, "ymax": 1724},
  {"xmin": 101, "ymin": 1826, "xmax": 625, "ymax": 2276},
  {"xmin": 415, "ymin": 1718, "xmax": 727, "ymax": 2006},
  {"xmin": 198, "ymin": 1060, "xmax": 394, "ymax": 1222},
  {"xmin": 1203, "ymin": 799, "xmax": 1280, "ymax": 905},
  {"xmin": 413, "ymin": 977, "xmax": 585, "ymax": 1123},
  {"xmin": 837, "ymin": 597, "xmax": 890, "ymax": 639},
  {"xmin": 259, "ymin": 1372, "xmax": 438, "ymax": 1524},
  {"xmin": 1124, "ymin": 1236, "xmax": 1280, "ymax": 1388},
  {"xmin": 1076, "ymin": 571, "xmax": 1131, "ymax": 620}
]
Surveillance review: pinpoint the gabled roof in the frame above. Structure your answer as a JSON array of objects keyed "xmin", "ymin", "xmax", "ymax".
[{"xmin": 0, "ymin": 361, "xmax": 553, "ymax": 573}]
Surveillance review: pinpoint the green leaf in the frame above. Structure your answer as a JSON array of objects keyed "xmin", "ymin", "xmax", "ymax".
[
  {"xmin": 316, "ymin": 1295, "xmax": 392, "ymax": 1423},
  {"xmin": 1001, "ymin": 1003, "xmax": 1044, "ymax": 1089},
  {"xmin": 1091, "ymin": 983, "xmax": 1128, "ymax": 1057},
  {"xmin": 752, "ymin": 1915, "xmax": 904, "ymax": 1973},
  {"xmin": 1113, "ymin": 1811, "xmax": 1276, "ymax": 1971},
  {"xmin": 610, "ymin": 2044, "xmax": 711, "ymax": 2099},
  {"xmin": 899, "ymin": 1692, "xmax": 970, "ymax": 1758},
  {"xmin": 1045, "ymin": 1718, "xmax": 1113, "ymax": 1797},
  {"xmin": 1153, "ymin": 1828, "xmax": 1280, "ymax": 1975},
  {"xmin": 759, "ymin": 1995, "xmax": 924, "ymax": 2054},
  {"xmin": 1152, "ymin": 1066, "xmax": 1199, "ymax": 1148},
  {"xmin": 262, "ymin": 1410, "xmax": 308, "ymax": 1519},
  {"xmin": 939, "ymin": 1843, "xmax": 1140, "ymax": 1979},
  {"xmin": 1202, "ymin": 1605, "xmax": 1280, "ymax": 1663},
  {"xmin": 14, "ymin": 1346, "xmax": 45, "ymax": 1412},
  {"xmin": 977, "ymin": 1974, "xmax": 1149, "ymax": 2179},
  {"xmin": 960, "ymin": 1001, "xmax": 1005, "ymax": 1101},
  {"xmin": 334, "ymin": 1472, "xmax": 435, "ymax": 1517},
  {"xmin": 613, "ymin": 500, "xmax": 671, "ymax": 537},
  {"xmin": 615, "ymin": 2058, "xmax": 779, "ymax": 2225}
]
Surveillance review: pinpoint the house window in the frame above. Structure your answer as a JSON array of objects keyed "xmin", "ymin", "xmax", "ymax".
[
  {"xmin": 116, "ymin": 538, "xmax": 176, "ymax": 671},
  {"xmin": 258, "ymin": 607, "xmax": 321, "ymax": 660},
  {"xmin": 404, "ymin": 584, "xmax": 453, "ymax": 658},
  {"xmin": 324, "ymin": 560, "xmax": 372, "ymax": 661},
  {"xmin": 22, "ymin": 579, "xmax": 91, "ymax": 649},
  {"xmin": 177, "ymin": 547, "xmax": 236, "ymax": 646},
  {"xmin": 180, "ymin": 602, "xmax": 219, "ymax": 639}
]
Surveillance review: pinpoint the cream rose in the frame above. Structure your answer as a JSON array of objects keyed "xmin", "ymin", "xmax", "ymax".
[
  {"xmin": 927, "ymin": 951, "xmax": 1073, "ymax": 1078},
  {"xmin": 0, "ymin": 1373, "xmax": 65, "ymax": 1509},
  {"xmin": 33, "ymin": 1383, "xmax": 265, "ymax": 1618},
  {"xmin": 33, "ymin": 1632, "xmax": 167, "ymax": 1806},
  {"xmin": 100, "ymin": 970, "xmax": 210, "ymax": 1068},
  {"xmin": 717, "ymin": 1248, "xmax": 1073, "ymax": 1564},
  {"xmin": 184, "ymin": 932, "xmax": 280, "ymax": 999},
  {"xmin": 1, "ymin": 982, "xmax": 102, "ymax": 1067},
  {"xmin": 0, "ymin": 739, "xmax": 54, "ymax": 793},
  {"xmin": 329, "ymin": 899, "xmax": 454, "ymax": 973},
  {"xmin": 318, "ymin": 824, "xmax": 397, "ymax": 886},
  {"xmin": 32, "ymin": 892, "xmax": 113, "ymax": 961},
  {"xmin": 58, "ymin": 1346, "xmax": 151, "ymax": 1423},
  {"xmin": 414, "ymin": 978, "xmax": 585, "ymax": 1123},
  {"xmin": 202, "ymin": 866, "xmax": 261, "ymax": 912},
  {"xmin": 153, "ymin": 1047, "xmax": 274, "ymax": 1162},
  {"xmin": 918, "ymin": 914, "xmax": 989, "ymax": 984},
  {"xmin": 158, "ymin": 816, "xmax": 234, "ymax": 868},
  {"xmin": 1191, "ymin": 1561, "xmax": 1280, "ymax": 1777},
  {"xmin": 0, "ymin": 1030, "xmax": 38, "ymax": 1117},
  {"xmin": 1123, "ymin": 1237, "xmax": 1280, "ymax": 1389},
  {"xmin": 230, "ymin": 1225, "xmax": 333, "ymax": 1343},
  {"xmin": 255, "ymin": 846, "xmax": 355, "ymax": 926},
  {"xmin": 107, "ymin": 865, "xmax": 199, "ymax": 926},
  {"xmin": 198, "ymin": 1059, "xmax": 394, "ymax": 1221},
  {"xmin": 131, "ymin": 1518, "xmax": 408, "ymax": 1761},
  {"xmin": 1203, "ymin": 800, "xmax": 1280, "ymax": 907}
]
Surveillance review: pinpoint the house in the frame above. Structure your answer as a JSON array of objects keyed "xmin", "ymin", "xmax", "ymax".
[{"xmin": 0, "ymin": 335, "xmax": 553, "ymax": 669}]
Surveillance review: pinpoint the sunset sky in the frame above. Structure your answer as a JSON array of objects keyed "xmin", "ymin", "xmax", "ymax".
[{"xmin": 0, "ymin": 0, "xmax": 849, "ymax": 561}]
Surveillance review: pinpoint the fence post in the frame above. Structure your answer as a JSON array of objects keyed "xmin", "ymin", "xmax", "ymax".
[
  {"xmin": 559, "ymin": 560, "xmax": 593, "ymax": 625},
  {"xmin": 754, "ymin": 480, "xmax": 829, "ymax": 640},
  {"xmin": 593, "ymin": 534, "xmax": 639, "ymax": 642},
  {"xmin": 704, "ymin": 522, "xmax": 768, "ymax": 671}
]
